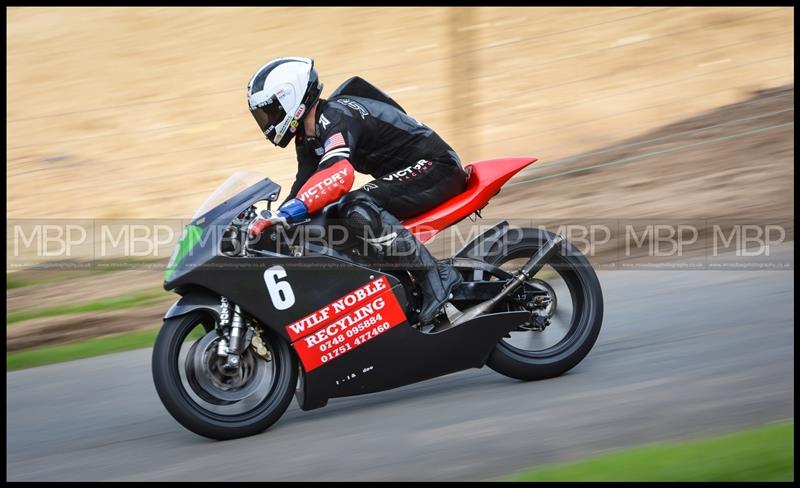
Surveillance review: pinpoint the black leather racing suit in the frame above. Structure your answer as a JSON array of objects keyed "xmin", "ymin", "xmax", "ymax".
[
  {"xmin": 284, "ymin": 76, "xmax": 467, "ymax": 324},
  {"xmin": 284, "ymin": 77, "xmax": 468, "ymax": 220}
]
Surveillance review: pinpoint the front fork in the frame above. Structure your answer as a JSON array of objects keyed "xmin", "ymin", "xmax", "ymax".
[{"xmin": 216, "ymin": 296, "xmax": 259, "ymax": 371}]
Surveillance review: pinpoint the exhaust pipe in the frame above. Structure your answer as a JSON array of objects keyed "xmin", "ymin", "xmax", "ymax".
[{"xmin": 451, "ymin": 234, "xmax": 564, "ymax": 326}]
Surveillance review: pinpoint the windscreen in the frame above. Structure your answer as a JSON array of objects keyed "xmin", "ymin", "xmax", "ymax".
[{"xmin": 192, "ymin": 171, "xmax": 266, "ymax": 219}]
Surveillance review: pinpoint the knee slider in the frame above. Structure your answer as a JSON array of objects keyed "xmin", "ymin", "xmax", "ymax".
[{"xmin": 339, "ymin": 194, "xmax": 384, "ymax": 239}]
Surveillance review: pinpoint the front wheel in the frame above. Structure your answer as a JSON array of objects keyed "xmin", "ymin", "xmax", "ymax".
[
  {"xmin": 483, "ymin": 228, "xmax": 604, "ymax": 381},
  {"xmin": 152, "ymin": 309, "xmax": 297, "ymax": 440}
]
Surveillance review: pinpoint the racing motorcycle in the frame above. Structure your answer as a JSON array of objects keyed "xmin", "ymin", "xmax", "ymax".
[{"xmin": 152, "ymin": 157, "xmax": 604, "ymax": 440}]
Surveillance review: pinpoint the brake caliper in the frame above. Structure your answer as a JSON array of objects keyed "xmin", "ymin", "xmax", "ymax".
[
  {"xmin": 251, "ymin": 328, "xmax": 272, "ymax": 361},
  {"xmin": 520, "ymin": 287, "xmax": 554, "ymax": 331}
]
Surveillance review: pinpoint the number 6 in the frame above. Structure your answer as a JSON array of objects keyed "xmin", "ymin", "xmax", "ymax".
[{"xmin": 263, "ymin": 265, "xmax": 295, "ymax": 310}]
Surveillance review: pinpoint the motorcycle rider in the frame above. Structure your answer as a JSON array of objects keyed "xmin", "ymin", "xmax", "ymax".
[{"xmin": 246, "ymin": 56, "xmax": 467, "ymax": 325}]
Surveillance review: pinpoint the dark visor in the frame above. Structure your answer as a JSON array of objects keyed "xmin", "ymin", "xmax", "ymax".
[{"xmin": 250, "ymin": 95, "xmax": 287, "ymax": 134}]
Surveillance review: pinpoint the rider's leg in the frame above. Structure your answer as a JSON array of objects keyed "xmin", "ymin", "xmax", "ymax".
[{"xmin": 338, "ymin": 159, "xmax": 468, "ymax": 324}]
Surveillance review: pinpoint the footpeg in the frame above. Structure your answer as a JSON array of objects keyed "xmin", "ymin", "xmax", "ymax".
[{"xmin": 444, "ymin": 302, "xmax": 463, "ymax": 324}]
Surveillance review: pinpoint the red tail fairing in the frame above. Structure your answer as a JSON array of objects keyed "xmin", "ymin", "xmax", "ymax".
[{"xmin": 403, "ymin": 157, "xmax": 538, "ymax": 243}]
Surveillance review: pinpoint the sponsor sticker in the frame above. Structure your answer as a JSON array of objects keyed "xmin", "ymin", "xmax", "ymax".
[
  {"xmin": 323, "ymin": 132, "xmax": 346, "ymax": 152},
  {"xmin": 298, "ymin": 166, "xmax": 350, "ymax": 202},
  {"xmin": 319, "ymin": 113, "xmax": 331, "ymax": 130},
  {"xmin": 336, "ymin": 98, "xmax": 369, "ymax": 119},
  {"xmin": 285, "ymin": 276, "xmax": 407, "ymax": 371},
  {"xmin": 294, "ymin": 103, "xmax": 306, "ymax": 119},
  {"xmin": 381, "ymin": 159, "xmax": 433, "ymax": 182},
  {"xmin": 361, "ymin": 182, "xmax": 380, "ymax": 192}
]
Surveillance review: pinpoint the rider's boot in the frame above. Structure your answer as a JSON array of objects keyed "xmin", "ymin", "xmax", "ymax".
[
  {"xmin": 414, "ymin": 255, "xmax": 462, "ymax": 325},
  {"xmin": 360, "ymin": 208, "xmax": 462, "ymax": 326}
]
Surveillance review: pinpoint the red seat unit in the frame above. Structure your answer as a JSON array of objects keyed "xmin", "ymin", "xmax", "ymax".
[{"xmin": 403, "ymin": 157, "xmax": 538, "ymax": 243}]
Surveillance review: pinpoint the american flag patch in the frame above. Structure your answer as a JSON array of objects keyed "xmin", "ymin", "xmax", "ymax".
[{"xmin": 323, "ymin": 132, "xmax": 346, "ymax": 152}]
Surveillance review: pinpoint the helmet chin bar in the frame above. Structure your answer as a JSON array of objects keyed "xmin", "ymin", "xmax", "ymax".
[
  {"xmin": 247, "ymin": 57, "xmax": 324, "ymax": 148},
  {"xmin": 270, "ymin": 123, "xmax": 296, "ymax": 148}
]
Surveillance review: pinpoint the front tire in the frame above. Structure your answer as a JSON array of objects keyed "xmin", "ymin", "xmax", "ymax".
[
  {"xmin": 152, "ymin": 310, "xmax": 297, "ymax": 440},
  {"xmin": 483, "ymin": 227, "xmax": 604, "ymax": 380}
]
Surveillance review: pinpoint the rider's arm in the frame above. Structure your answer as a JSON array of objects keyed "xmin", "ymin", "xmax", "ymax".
[
  {"xmin": 277, "ymin": 113, "xmax": 360, "ymax": 221},
  {"xmin": 289, "ymin": 158, "xmax": 355, "ymax": 216}
]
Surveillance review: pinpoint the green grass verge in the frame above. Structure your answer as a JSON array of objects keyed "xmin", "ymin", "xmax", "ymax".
[
  {"xmin": 6, "ymin": 274, "xmax": 37, "ymax": 289},
  {"xmin": 500, "ymin": 421, "xmax": 794, "ymax": 482},
  {"xmin": 6, "ymin": 326, "xmax": 208, "ymax": 371},
  {"xmin": 7, "ymin": 289, "xmax": 170, "ymax": 325},
  {"xmin": 6, "ymin": 258, "xmax": 168, "ymax": 290},
  {"xmin": 7, "ymin": 328, "xmax": 161, "ymax": 371},
  {"xmin": 5, "ymin": 271, "xmax": 98, "ymax": 290}
]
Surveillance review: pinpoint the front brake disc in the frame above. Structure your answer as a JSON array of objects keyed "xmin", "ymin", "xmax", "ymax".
[{"xmin": 186, "ymin": 331, "xmax": 267, "ymax": 403}]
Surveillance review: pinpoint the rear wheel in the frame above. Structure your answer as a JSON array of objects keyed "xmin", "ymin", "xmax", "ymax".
[
  {"xmin": 152, "ymin": 309, "xmax": 297, "ymax": 440},
  {"xmin": 482, "ymin": 228, "xmax": 603, "ymax": 380}
]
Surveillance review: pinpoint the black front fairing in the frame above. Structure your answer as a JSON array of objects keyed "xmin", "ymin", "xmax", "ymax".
[
  {"xmin": 163, "ymin": 178, "xmax": 281, "ymax": 287},
  {"xmin": 162, "ymin": 175, "xmax": 529, "ymax": 411},
  {"xmin": 163, "ymin": 177, "xmax": 409, "ymax": 343}
]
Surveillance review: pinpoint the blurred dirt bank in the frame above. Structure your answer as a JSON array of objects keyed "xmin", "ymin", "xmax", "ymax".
[
  {"xmin": 6, "ymin": 7, "xmax": 794, "ymax": 348},
  {"xmin": 6, "ymin": 85, "xmax": 794, "ymax": 350},
  {"xmin": 7, "ymin": 7, "xmax": 793, "ymax": 220}
]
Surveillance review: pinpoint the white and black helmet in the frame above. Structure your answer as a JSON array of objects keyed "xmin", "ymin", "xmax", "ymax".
[{"xmin": 247, "ymin": 57, "xmax": 323, "ymax": 147}]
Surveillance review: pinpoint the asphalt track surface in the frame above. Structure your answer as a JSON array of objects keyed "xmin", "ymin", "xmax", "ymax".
[{"xmin": 7, "ymin": 245, "xmax": 794, "ymax": 481}]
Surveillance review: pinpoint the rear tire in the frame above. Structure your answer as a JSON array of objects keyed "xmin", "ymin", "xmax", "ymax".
[
  {"xmin": 483, "ymin": 228, "xmax": 603, "ymax": 380},
  {"xmin": 152, "ymin": 310, "xmax": 297, "ymax": 440}
]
